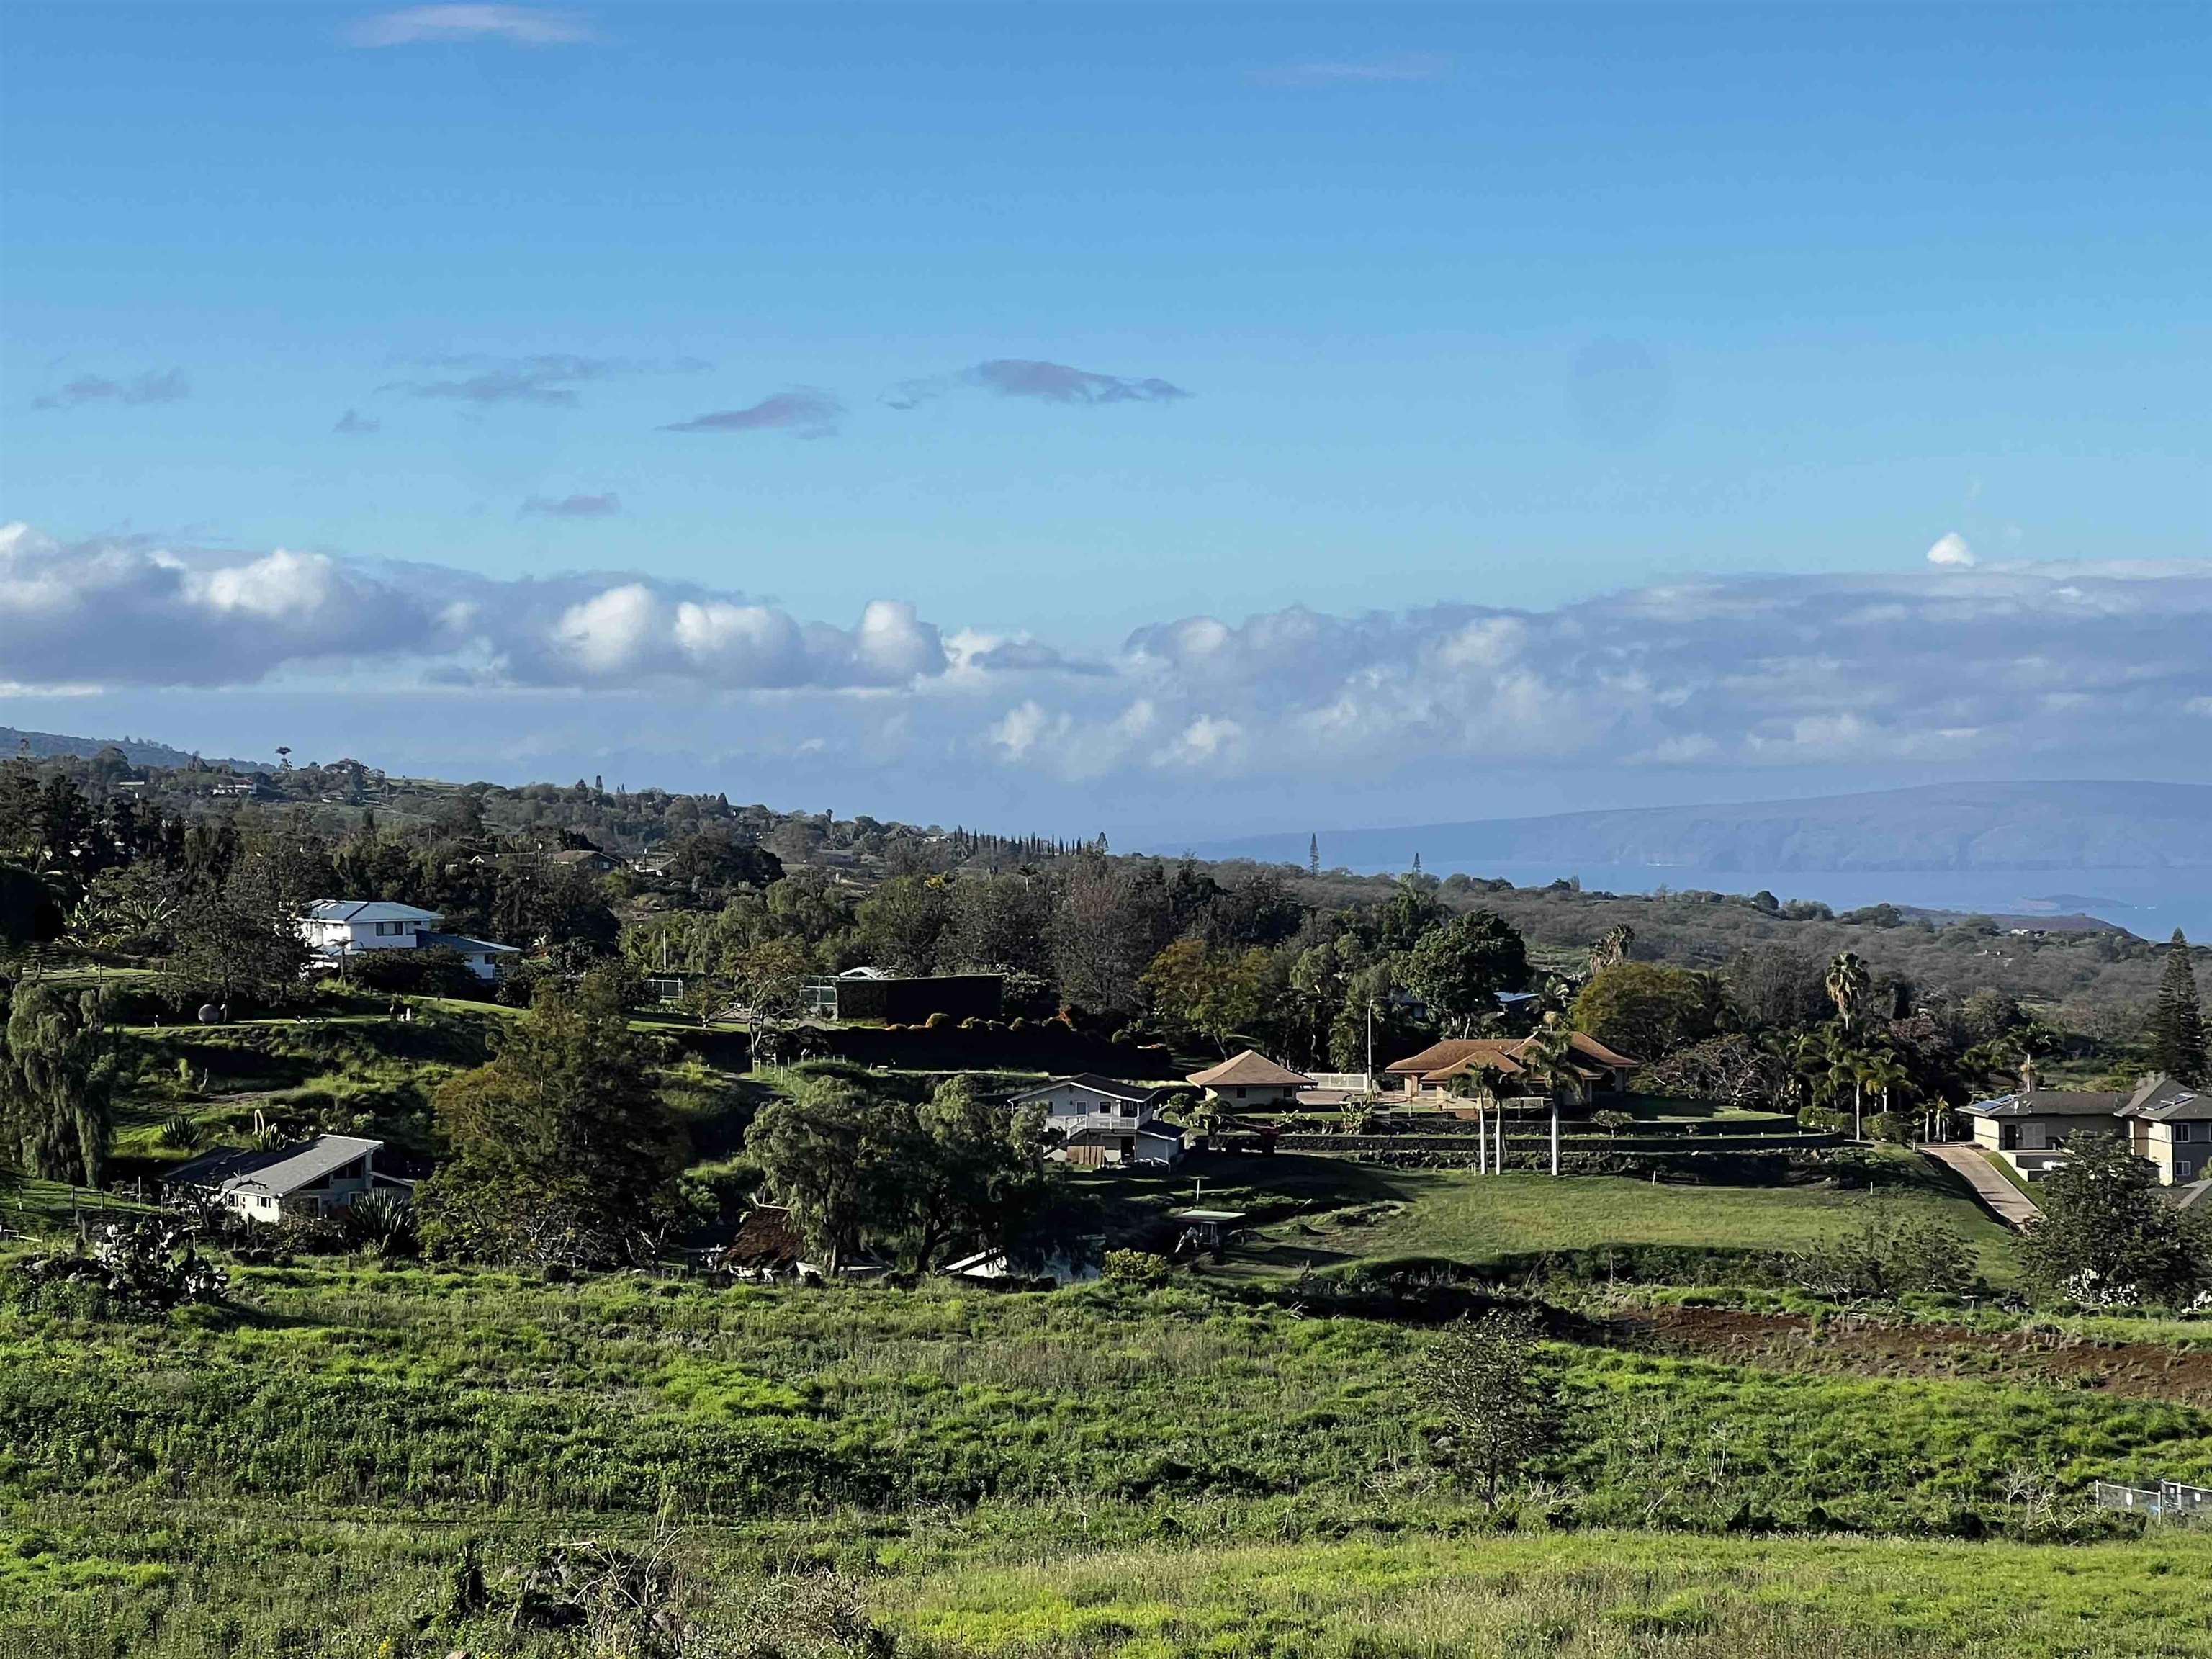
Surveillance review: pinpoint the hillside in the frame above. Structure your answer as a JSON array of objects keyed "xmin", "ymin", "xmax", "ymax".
[
  {"xmin": 0, "ymin": 724, "xmax": 269, "ymax": 773},
  {"xmin": 1192, "ymin": 782, "xmax": 2212, "ymax": 873}
]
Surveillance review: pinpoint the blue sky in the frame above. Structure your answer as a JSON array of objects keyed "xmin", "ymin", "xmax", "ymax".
[{"xmin": 3, "ymin": 2, "xmax": 2208, "ymax": 834}]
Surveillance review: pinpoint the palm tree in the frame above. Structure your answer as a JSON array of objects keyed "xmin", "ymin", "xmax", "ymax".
[
  {"xmin": 1521, "ymin": 1015, "xmax": 1586, "ymax": 1177},
  {"xmin": 1588, "ymin": 924, "xmax": 1634, "ymax": 975},
  {"xmin": 1856, "ymin": 1051, "xmax": 1910, "ymax": 1141},
  {"xmin": 1825, "ymin": 952, "xmax": 1871, "ymax": 1033},
  {"xmin": 1449, "ymin": 1061, "xmax": 1509, "ymax": 1174}
]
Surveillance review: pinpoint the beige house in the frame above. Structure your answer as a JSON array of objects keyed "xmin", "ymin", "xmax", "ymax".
[
  {"xmin": 1185, "ymin": 1050, "xmax": 1314, "ymax": 1108},
  {"xmin": 1961, "ymin": 1076, "xmax": 2210, "ymax": 1186},
  {"xmin": 2116, "ymin": 1076, "xmax": 2212, "ymax": 1187}
]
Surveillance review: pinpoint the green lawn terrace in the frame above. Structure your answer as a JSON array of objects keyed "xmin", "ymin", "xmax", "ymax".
[{"xmin": 1069, "ymin": 1148, "xmax": 2020, "ymax": 1287}]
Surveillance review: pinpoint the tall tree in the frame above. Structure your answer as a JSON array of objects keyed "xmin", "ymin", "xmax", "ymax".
[
  {"xmin": 2148, "ymin": 931, "xmax": 2207, "ymax": 1086},
  {"xmin": 1825, "ymin": 951, "xmax": 1873, "ymax": 1033},
  {"xmin": 1406, "ymin": 909, "xmax": 1529, "ymax": 1036},
  {"xmin": 745, "ymin": 1082, "xmax": 882, "ymax": 1274},
  {"xmin": 417, "ymin": 966, "xmax": 688, "ymax": 1267},
  {"xmin": 0, "ymin": 982, "xmax": 114, "ymax": 1184},
  {"xmin": 1571, "ymin": 961, "xmax": 1718, "ymax": 1062}
]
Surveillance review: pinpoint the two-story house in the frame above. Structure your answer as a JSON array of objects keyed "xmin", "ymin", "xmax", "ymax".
[
  {"xmin": 297, "ymin": 899, "xmax": 519, "ymax": 981},
  {"xmin": 1961, "ymin": 1074, "xmax": 2211, "ymax": 1186},
  {"xmin": 2116, "ymin": 1075, "xmax": 2212, "ymax": 1187},
  {"xmin": 1012, "ymin": 1074, "xmax": 1183, "ymax": 1167}
]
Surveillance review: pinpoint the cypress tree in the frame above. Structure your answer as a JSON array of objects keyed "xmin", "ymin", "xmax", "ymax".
[{"xmin": 2149, "ymin": 930, "xmax": 2208, "ymax": 1085}]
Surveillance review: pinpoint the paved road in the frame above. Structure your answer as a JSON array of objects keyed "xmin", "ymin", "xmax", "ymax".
[{"xmin": 1918, "ymin": 1141, "xmax": 2041, "ymax": 1229}]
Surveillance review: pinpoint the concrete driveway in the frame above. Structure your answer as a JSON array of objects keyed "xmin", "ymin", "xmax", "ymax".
[{"xmin": 1919, "ymin": 1141, "xmax": 2041, "ymax": 1230}]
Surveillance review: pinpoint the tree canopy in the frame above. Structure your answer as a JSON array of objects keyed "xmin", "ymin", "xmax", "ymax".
[{"xmin": 418, "ymin": 966, "xmax": 688, "ymax": 1267}]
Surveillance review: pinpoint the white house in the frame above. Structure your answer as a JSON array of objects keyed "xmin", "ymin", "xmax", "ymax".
[
  {"xmin": 297, "ymin": 899, "xmax": 519, "ymax": 981},
  {"xmin": 1012, "ymin": 1074, "xmax": 1184, "ymax": 1167},
  {"xmin": 163, "ymin": 1134, "xmax": 399, "ymax": 1224}
]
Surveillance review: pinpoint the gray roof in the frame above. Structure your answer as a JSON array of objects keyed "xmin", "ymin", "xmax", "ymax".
[
  {"xmin": 163, "ymin": 1134, "xmax": 382, "ymax": 1198},
  {"xmin": 303, "ymin": 899, "xmax": 442, "ymax": 925},
  {"xmin": 2120, "ymin": 1076, "xmax": 2212, "ymax": 1122},
  {"xmin": 421, "ymin": 930, "xmax": 520, "ymax": 956},
  {"xmin": 1961, "ymin": 1089, "xmax": 2121, "ymax": 1119},
  {"xmin": 1012, "ymin": 1074, "xmax": 1161, "ymax": 1105}
]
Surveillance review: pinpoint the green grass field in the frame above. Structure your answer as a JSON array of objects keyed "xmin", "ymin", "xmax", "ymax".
[
  {"xmin": 1073, "ymin": 1151, "xmax": 2018, "ymax": 1284},
  {"xmin": 3, "ymin": 1213, "xmax": 2206, "ymax": 1653}
]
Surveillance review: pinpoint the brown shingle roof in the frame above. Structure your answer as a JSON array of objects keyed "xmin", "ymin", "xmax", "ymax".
[
  {"xmin": 1389, "ymin": 1031, "xmax": 1641, "ymax": 1084},
  {"xmin": 1186, "ymin": 1049, "xmax": 1315, "ymax": 1089}
]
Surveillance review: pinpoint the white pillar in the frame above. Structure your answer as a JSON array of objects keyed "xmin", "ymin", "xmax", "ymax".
[{"xmin": 1550, "ymin": 1103, "xmax": 1560, "ymax": 1177}]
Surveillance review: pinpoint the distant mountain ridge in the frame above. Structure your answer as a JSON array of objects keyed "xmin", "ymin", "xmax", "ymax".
[
  {"xmin": 1, "ymin": 727, "xmax": 271, "ymax": 773},
  {"xmin": 1188, "ymin": 783, "xmax": 2212, "ymax": 873}
]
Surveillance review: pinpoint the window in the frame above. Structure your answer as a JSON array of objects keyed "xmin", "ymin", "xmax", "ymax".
[
  {"xmin": 2176, "ymin": 1123, "xmax": 2197, "ymax": 1144},
  {"xmin": 1998, "ymin": 1123, "xmax": 2020, "ymax": 1151},
  {"xmin": 1121, "ymin": 1103, "xmax": 1138, "ymax": 1118},
  {"xmin": 2177, "ymin": 1161, "xmax": 2194, "ymax": 1181}
]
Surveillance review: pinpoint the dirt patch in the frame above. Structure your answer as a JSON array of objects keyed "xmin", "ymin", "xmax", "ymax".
[{"xmin": 1609, "ymin": 1304, "xmax": 2212, "ymax": 1406}]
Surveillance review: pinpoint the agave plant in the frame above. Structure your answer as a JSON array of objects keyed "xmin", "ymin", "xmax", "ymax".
[
  {"xmin": 157, "ymin": 1112, "xmax": 199, "ymax": 1151},
  {"xmin": 338, "ymin": 1190, "xmax": 421, "ymax": 1260}
]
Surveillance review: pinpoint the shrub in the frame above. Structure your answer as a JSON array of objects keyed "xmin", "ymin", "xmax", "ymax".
[
  {"xmin": 1864, "ymin": 1111, "xmax": 1915, "ymax": 1144},
  {"xmin": 923, "ymin": 1012, "xmax": 952, "ymax": 1030},
  {"xmin": 1102, "ymin": 1248, "xmax": 1174, "ymax": 1285},
  {"xmin": 1776, "ymin": 1200, "xmax": 1975, "ymax": 1300},
  {"xmin": 14, "ymin": 1216, "xmax": 228, "ymax": 1311}
]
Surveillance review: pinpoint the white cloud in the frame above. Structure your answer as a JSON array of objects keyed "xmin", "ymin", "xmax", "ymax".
[
  {"xmin": 5, "ymin": 522, "xmax": 2209, "ymax": 800},
  {"xmin": 0, "ymin": 526, "xmax": 945, "ymax": 693},
  {"xmin": 1925, "ymin": 532, "xmax": 1976, "ymax": 567}
]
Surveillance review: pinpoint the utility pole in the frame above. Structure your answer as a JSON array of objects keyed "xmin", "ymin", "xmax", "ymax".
[{"xmin": 1364, "ymin": 999, "xmax": 1374, "ymax": 1091}]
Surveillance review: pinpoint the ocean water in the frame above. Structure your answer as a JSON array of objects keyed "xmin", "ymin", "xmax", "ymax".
[{"xmin": 1341, "ymin": 860, "xmax": 2212, "ymax": 941}]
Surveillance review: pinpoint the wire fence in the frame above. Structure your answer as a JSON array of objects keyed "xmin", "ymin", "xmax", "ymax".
[{"xmin": 2092, "ymin": 1480, "xmax": 2212, "ymax": 1521}]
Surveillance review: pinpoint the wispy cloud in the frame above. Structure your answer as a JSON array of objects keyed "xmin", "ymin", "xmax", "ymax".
[
  {"xmin": 333, "ymin": 408, "xmax": 381, "ymax": 436},
  {"xmin": 345, "ymin": 5, "xmax": 594, "ymax": 48},
  {"xmin": 1249, "ymin": 52, "xmax": 1450, "ymax": 88},
  {"xmin": 660, "ymin": 389, "xmax": 842, "ymax": 436},
  {"xmin": 383, "ymin": 354, "xmax": 625, "ymax": 407},
  {"xmin": 32, "ymin": 369, "xmax": 190, "ymax": 411},
  {"xmin": 886, "ymin": 359, "xmax": 1190, "ymax": 410},
  {"xmin": 521, "ymin": 491, "xmax": 621, "ymax": 518}
]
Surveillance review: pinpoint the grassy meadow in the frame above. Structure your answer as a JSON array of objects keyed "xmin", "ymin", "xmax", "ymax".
[{"xmin": 4, "ymin": 1258, "xmax": 2211, "ymax": 1656}]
